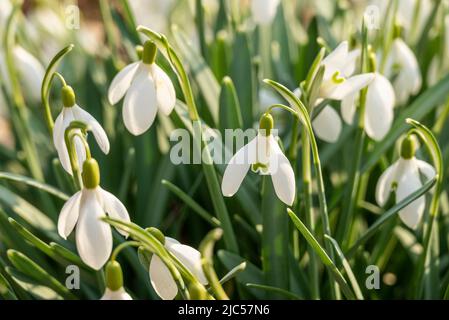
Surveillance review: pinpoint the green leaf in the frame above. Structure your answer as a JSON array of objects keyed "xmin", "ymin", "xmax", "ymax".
[
  {"xmin": 346, "ymin": 177, "xmax": 437, "ymax": 258},
  {"xmin": 287, "ymin": 209, "xmax": 356, "ymax": 300},
  {"xmin": 217, "ymin": 250, "xmax": 264, "ymax": 299},
  {"xmin": 7, "ymin": 250, "xmax": 77, "ymax": 300},
  {"xmin": 218, "ymin": 76, "xmax": 243, "ymax": 133},
  {"xmin": 0, "ymin": 172, "xmax": 69, "ymax": 201},
  {"xmin": 162, "ymin": 179, "xmax": 221, "ymax": 227},
  {"xmin": 246, "ymin": 283, "xmax": 301, "ymax": 300},
  {"xmin": 0, "ymin": 185, "xmax": 55, "ymax": 232}
]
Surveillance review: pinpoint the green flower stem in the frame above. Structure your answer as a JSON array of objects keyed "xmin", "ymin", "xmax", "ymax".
[
  {"xmin": 137, "ymin": 26, "xmax": 239, "ymax": 254},
  {"xmin": 301, "ymin": 131, "xmax": 319, "ymax": 299},
  {"xmin": 268, "ymin": 98, "xmax": 338, "ymax": 298},
  {"xmin": 104, "ymin": 217, "xmax": 215, "ymax": 299},
  {"xmin": 41, "ymin": 44, "xmax": 74, "ymax": 134},
  {"xmin": 110, "ymin": 241, "xmax": 141, "ymax": 262},
  {"xmin": 406, "ymin": 119, "xmax": 444, "ymax": 298},
  {"xmin": 335, "ymin": 20, "xmax": 369, "ymax": 247},
  {"xmin": 199, "ymin": 229, "xmax": 229, "ymax": 300},
  {"xmin": 64, "ymin": 121, "xmax": 92, "ymax": 189}
]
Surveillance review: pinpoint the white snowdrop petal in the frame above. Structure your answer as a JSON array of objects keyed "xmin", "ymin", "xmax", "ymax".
[
  {"xmin": 375, "ymin": 162, "xmax": 398, "ymax": 206},
  {"xmin": 55, "ymin": 108, "xmax": 76, "ymax": 174},
  {"xmin": 364, "ymin": 73, "xmax": 395, "ymax": 141},
  {"xmin": 99, "ymin": 188, "xmax": 131, "ymax": 237},
  {"xmin": 416, "ymin": 159, "xmax": 436, "ymax": 181},
  {"xmin": 322, "ymin": 41, "xmax": 349, "ymax": 79},
  {"xmin": 108, "ymin": 62, "xmax": 140, "ymax": 105},
  {"xmin": 221, "ymin": 137, "xmax": 258, "ymax": 197},
  {"xmin": 341, "ymin": 49, "xmax": 360, "ymax": 77},
  {"xmin": 152, "ymin": 65, "xmax": 176, "ymax": 116},
  {"xmin": 13, "ymin": 46, "xmax": 45, "ymax": 102},
  {"xmin": 169, "ymin": 244, "xmax": 208, "ymax": 285},
  {"xmin": 57, "ymin": 191, "xmax": 82, "ymax": 239},
  {"xmin": 74, "ymin": 134, "xmax": 87, "ymax": 172},
  {"xmin": 268, "ymin": 136, "xmax": 295, "ymax": 206},
  {"xmin": 72, "ymin": 105, "xmax": 110, "ymax": 154},
  {"xmin": 149, "ymin": 255, "xmax": 178, "ymax": 300},
  {"xmin": 341, "ymin": 92, "xmax": 357, "ymax": 125},
  {"xmin": 328, "ymin": 73, "xmax": 375, "ymax": 100},
  {"xmin": 396, "ymin": 160, "xmax": 425, "ymax": 229},
  {"xmin": 122, "ymin": 72, "xmax": 158, "ymax": 135},
  {"xmin": 101, "ymin": 288, "xmax": 132, "ymax": 300},
  {"xmin": 251, "ymin": 0, "xmax": 280, "ymax": 25},
  {"xmin": 312, "ymin": 105, "xmax": 342, "ymax": 143},
  {"xmin": 76, "ymin": 190, "xmax": 112, "ymax": 270}
]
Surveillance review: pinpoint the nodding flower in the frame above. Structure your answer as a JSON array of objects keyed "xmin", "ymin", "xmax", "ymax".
[
  {"xmin": 108, "ymin": 41, "xmax": 176, "ymax": 136},
  {"xmin": 375, "ymin": 136, "xmax": 435, "ymax": 229},
  {"xmin": 221, "ymin": 113, "xmax": 295, "ymax": 206},
  {"xmin": 58, "ymin": 159, "xmax": 130, "ymax": 270}
]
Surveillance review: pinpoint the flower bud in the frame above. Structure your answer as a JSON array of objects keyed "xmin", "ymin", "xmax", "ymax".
[
  {"xmin": 62, "ymin": 85, "xmax": 76, "ymax": 107},
  {"xmin": 146, "ymin": 227, "xmax": 165, "ymax": 244},
  {"xmin": 259, "ymin": 113, "xmax": 274, "ymax": 136},
  {"xmin": 105, "ymin": 261, "xmax": 123, "ymax": 291},
  {"xmin": 142, "ymin": 41, "xmax": 157, "ymax": 65},
  {"xmin": 401, "ymin": 135, "xmax": 416, "ymax": 159},
  {"xmin": 82, "ymin": 158, "xmax": 100, "ymax": 189}
]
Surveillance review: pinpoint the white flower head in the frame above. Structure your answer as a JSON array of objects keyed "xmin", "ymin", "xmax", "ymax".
[
  {"xmin": 251, "ymin": 0, "xmax": 281, "ymax": 25},
  {"xmin": 108, "ymin": 41, "xmax": 176, "ymax": 136},
  {"xmin": 296, "ymin": 42, "xmax": 374, "ymax": 143},
  {"xmin": 53, "ymin": 85, "xmax": 110, "ymax": 175},
  {"xmin": 384, "ymin": 38, "xmax": 422, "ymax": 105},
  {"xmin": 375, "ymin": 136, "xmax": 435, "ymax": 229},
  {"xmin": 221, "ymin": 113, "xmax": 296, "ymax": 206},
  {"xmin": 341, "ymin": 72, "xmax": 396, "ymax": 141},
  {"xmin": 0, "ymin": 46, "xmax": 45, "ymax": 103},
  {"xmin": 58, "ymin": 159, "xmax": 131, "ymax": 270},
  {"xmin": 149, "ymin": 237, "xmax": 207, "ymax": 300},
  {"xmin": 101, "ymin": 261, "xmax": 133, "ymax": 300}
]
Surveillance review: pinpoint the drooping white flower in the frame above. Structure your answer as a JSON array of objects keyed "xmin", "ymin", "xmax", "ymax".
[
  {"xmin": 101, "ymin": 288, "xmax": 132, "ymax": 300},
  {"xmin": 58, "ymin": 159, "xmax": 130, "ymax": 270},
  {"xmin": 341, "ymin": 72, "xmax": 395, "ymax": 141},
  {"xmin": 251, "ymin": 0, "xmax": 281, "ymax": 25},
  {"xmin": 149, "ymin": 237, "xmax": 207, "ymax": 300},
  {"xmin": 129, "ymin": 0, "xmax": 174, "ymax": 33},
  {"xmin": 0, "ymin": 46, "xmax": 45, "ymax": 103},
  {"xmin": 108, "ymin": 41, "xmax": 176, "ymax": 136},
  {"xmin": 384, "ymin": 38, "xmax": 422, "ymax": 105},
  {"xmin": 221, "ymin": 113, "xmax": 295, "ymax": 206},
  {"xmin": 375, "ymin": 136, "xmax": 435, "ymax": 229},
  {"xmin": 297, "ymin": 42, "xmax": 374, "ymax": 143},
  {"xmin": 101, "ymin": 261, "xmax": 133, "ymax": 300},
  {"xmin": 53, "ymin": 86, "xmax": 109, "ymax": 174},
  {"xmin": 427, "ymin": 16, "xmax": 449, "ymax": 86}
]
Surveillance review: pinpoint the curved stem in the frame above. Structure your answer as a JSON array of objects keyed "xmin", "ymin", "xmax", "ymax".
[{"xmin": 111, "ymin": 241, "xmax": 141, "ymax": 261}]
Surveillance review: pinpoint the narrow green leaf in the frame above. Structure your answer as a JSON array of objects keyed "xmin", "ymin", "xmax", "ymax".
[
  {"xmin": 287, "ymin": 209, "xmax": 356, "ymax": 300},
  {"xmin": 218, "ymin": 76, "xmax": 243, "ymax": 133},
  {"xmin": 246, "ymin": 283, "xmax": 301, "ymax": 300}
]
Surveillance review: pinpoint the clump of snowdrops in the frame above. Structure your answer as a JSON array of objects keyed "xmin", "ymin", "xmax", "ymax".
[{"xmin": 0, "ymin": 0, "xmax": 449, "ymax": 300}]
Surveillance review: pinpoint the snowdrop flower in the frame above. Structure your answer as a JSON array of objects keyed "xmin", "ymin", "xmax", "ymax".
[
  {"xmin": 375, "ymin": 136, "xmax": 435, "ymax": 229},
  {"xmin": 341, "ymin": 72, "xmax": 396, "ymax": 141},
  {"xmin": 427, "ymin": 16, "xmax": 449, "ymax": 86},
  {"xmin": 108, "ymin": 41, "xmax": 176, "ymax": 136},
  {"xmin": 149, "ymin": 235, "xmax": 207, "ymax": 300},
  {"xmin": 0, "ymin": 46, "xmax": 45, "ymax": 103},
  {"xmin": 101, "ymin": 261, "xmax": 132, "ymax": 300},
  {"xmin": 53, "ymin": 86, "xmax": 110, "ymax": 174},
  {"xmin": 384, "ymin": 38, "xmax": 422, "ymax": 105},
  {"xmin": 221, "ymin": 113, "xmax": 295, "ymax": 206},
  {"xmin": 301, "ymin": 41, "xmax": 374, "ymax": 143},
  {"xmin": 58, "ymin": 159, "xmax": 131, "ymax": 270},
  {"xmin": 251, "ymin": 0, "xmax": 280, "ymax": 25}
]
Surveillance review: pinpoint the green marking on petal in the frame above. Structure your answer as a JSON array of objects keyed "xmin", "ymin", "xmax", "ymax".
[{"xmin": 331, "ymin": 71, "xmax": 345, "ymax": 84}]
